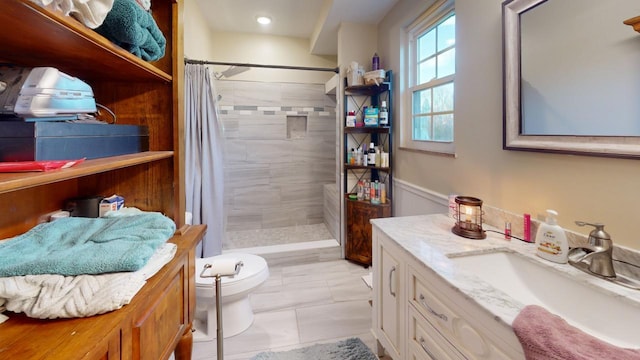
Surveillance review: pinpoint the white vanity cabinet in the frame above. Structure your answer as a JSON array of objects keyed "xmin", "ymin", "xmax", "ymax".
[
  {"xmin": 372, "ymin": 229, "xmax": 405, "ymax": 360},
  {"xmin": 372, "ymin": 226, "xmax": 524, "ymax": 360}
]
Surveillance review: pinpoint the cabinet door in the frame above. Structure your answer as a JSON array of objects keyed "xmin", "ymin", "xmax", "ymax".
[
  {"xmin": 373, "ymin": 230, "xmax": 403, "ymax": 359},
  {"xmin": 346, "ymin": 200, "xmax": 391, "ymax": 266},
  {"xmin": 346, "ymin": 200, "xmax": 378, "ymax": 265}
]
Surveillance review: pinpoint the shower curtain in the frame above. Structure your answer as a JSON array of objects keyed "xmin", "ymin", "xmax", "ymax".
[{"xmin": 184, "ymin": 63, "xmax": 225, "ymax": 258}]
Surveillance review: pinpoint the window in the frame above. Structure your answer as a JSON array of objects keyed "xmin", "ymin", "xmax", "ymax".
[{"xmin": 401, "ymin": 2, "xmax": 456, "ymax": 154}]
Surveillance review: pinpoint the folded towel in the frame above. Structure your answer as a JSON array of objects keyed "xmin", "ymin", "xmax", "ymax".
[
  {"xmin": 513, "ymin": 305, "xmax": 640, "ymax": 360},
  {"xmin": 0, "ymin": 243, "xmax": 176, "ymax": 319},
  {"xmin": 94, "ymin": 0, "xmax": 166, "ymax": 61},
  {"xmin": 0, "ymin": 213, "xmax": 175, "ymax": 276},
  {"xmin": 32, "ymin": 0, "xmax": 115, "ymax": 28}
]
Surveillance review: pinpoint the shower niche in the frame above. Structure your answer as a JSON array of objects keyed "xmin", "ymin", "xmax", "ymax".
[{"xmin": 287, "ymin": 115, "xmax": 307, "ymax": 139}]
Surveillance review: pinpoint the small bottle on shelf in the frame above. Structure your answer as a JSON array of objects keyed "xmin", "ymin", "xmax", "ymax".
[
  {"xmin": 364, "ymin": 181, "xmax": 370, "ymax": 201},
  {"xmin": 375, "ymin": 147, "xmax": 381, "ymax": 167},
  {"xmin": 346, "ymin": 111, "xmax": 356, "ymax": 127},
  {"xmin": 371, "ymin": 180, "xmax": 381, "ymax": 204},
  {"xmin": 368, "ymin": 142, "xmax": 376, "ymax": 166},
  {"xmin": 379, "ymin": 101, "xmax": 388, "ymax": 126}
]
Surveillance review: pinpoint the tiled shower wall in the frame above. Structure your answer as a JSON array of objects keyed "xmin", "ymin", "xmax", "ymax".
[{"xmin": 215, "ymin": 80, "xmax": 337, "ymax": 232}]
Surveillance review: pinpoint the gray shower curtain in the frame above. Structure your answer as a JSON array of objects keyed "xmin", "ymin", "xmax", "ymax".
[{"xmin": 184, "ymin": 63, "xmax": 225, "ymax": 258}]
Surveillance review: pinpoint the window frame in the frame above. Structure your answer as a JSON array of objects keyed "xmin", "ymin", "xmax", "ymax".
[{"xmin": 400, "ymin": 0, "xmax": 456, "ymax": 155}]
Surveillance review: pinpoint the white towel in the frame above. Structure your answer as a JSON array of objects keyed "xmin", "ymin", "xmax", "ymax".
[
  {"xmin": 31, "ymin": 0, "xmax": 115, "ymax": 29},
  {"xmin": 0, "ymin": 242, "xmax": 176, "ymax": 321}
]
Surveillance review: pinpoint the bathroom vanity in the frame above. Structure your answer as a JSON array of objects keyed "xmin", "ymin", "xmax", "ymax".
[{"xmin": 371, "ymin": 214, "xmax": 640, "ymax": 360}]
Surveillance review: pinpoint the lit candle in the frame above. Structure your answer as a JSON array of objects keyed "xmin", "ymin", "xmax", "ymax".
[{"xmin": 464, "ymin": 206, "xmax": 473, "ymax": 222}]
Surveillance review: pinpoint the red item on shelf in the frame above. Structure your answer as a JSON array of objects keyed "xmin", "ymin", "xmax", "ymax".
[{"xmin": 0, "ymin": 158, "xmax": 85, "ymax": 172}]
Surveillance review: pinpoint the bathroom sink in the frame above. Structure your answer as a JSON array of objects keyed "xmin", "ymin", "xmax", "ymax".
[{"xmin": 449, "ymin": 250, "xmax": 640, "ymax": 348}]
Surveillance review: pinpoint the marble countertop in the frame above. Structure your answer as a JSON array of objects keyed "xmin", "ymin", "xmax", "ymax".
[{"xmin": 371, "ymin": 214, "xmax": 640, "ymax": 346}]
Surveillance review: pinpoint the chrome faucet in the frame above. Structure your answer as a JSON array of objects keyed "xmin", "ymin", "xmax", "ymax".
[{"xmin": 569, "ymin": 221, "xmax": 616, "ymax": 278}]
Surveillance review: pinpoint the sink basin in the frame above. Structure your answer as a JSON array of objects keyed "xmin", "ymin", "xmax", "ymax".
[{"xmin": 449, "ymin": 250, "xmax": 640, "ymax": 348}]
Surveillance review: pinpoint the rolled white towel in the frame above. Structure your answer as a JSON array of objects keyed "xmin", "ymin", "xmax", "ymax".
[{"xmin": 31, "ymin": 0, "xmax": 115, "ymax": 29}]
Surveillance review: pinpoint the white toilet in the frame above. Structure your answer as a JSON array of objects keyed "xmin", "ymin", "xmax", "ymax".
[{"xmin": 193, "ymin": 253, "xmax": 269, "ymax": 341}]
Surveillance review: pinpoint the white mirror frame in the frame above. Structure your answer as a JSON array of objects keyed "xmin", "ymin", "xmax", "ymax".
[{"xmin": 503, "ymin": 0, "xmax": 640, "ymax": 159}]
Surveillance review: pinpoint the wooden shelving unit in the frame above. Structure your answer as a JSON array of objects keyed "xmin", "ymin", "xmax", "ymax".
[
  {"xmin": 0, "ymin": 1, "xmax": 200, "ymax": 359},
  {"xmin": 343, "ymin": 71, "xmax": 393, "ymax": 266}
]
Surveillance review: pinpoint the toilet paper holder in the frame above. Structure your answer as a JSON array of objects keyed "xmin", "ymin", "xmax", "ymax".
[{"xmin": 199, "ymin": 261, "xmax": 244, "ymax": 359}]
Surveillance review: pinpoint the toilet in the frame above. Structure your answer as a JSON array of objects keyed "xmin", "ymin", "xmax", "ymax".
[{"xmin": 193, "ymin": 253, "xmax": 269, "ymax": 341}]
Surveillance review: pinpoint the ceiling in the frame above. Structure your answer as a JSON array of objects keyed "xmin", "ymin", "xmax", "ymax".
[{"xmin": 195, "ymin": 0, "xmax": 398, "ymax": 55}]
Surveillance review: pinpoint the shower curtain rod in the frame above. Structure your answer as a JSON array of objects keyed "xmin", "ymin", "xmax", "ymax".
[{"xmin": 184, "ymin": 58, "xmax": 339, "ymax": 73}]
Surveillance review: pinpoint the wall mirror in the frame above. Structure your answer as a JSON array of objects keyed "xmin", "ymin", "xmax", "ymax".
[{"xmin": 503, "ymin": 0, "xmax": 640, "ymax": 158}]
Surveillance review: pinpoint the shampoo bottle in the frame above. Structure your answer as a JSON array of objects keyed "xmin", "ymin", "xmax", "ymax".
[{"xmin": 535, "ymin": 209, "xmax": 569, "ymax": 263}]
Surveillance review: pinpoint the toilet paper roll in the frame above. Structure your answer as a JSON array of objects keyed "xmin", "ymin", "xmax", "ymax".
[{"xmin": 203, "ymin": 258, "xmax": 243, "ymax": 277}]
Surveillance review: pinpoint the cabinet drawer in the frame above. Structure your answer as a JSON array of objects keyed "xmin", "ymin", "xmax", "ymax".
[
  {"xmin": 408, "ymin": 264, "xmax": 513, "ymax": 360},
  {"xmin": 133, "ymin": 264, "xmax": 186, "ymax": 360},
  {"xmin": 408, "ymin": 306, "xmax": 465, "ymax": 360}
]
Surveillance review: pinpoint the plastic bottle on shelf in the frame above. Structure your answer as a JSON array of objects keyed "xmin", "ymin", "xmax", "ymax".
[
  {"xmin": 346, "ymin": 111, "xmax": 356, "ymax": 127},
  {"xmin": 372, "ymin": 53, "xmax": 380, "ymax": 71},
  {"xmin": 356, "ymin": 146, "xmax": 363, "ymax": 165},
  {"xmin": 364, "ymin": 181, "xmax": 370, "ymax": 200},
  {"xmin": 349, "ymin": 148, "xmax": 356, "ymax": 164},
  {"xmin": 368, "ymin": 142, "xmax": 376, "ymax": 166},
  {"xmin": 375, "ymin": 146, "xmax": 381, "ymax": 167},
  {"xmin": 379, "ymin": 101, "xmax": 388, "ymax": 126},
  {"xmin": 371, "ymin": 181, "xmax": 380, "ymax": 204}
]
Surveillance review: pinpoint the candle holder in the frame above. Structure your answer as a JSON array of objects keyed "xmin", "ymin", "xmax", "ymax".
[{"xmin": 452, "ymin": 196, "xmax": 486, "ymax": 239}]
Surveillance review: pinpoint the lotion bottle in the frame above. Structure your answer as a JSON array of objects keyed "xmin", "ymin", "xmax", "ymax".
[{"xmin": 535, "ymin": 209, "xmax": 569, "ymax": 263}]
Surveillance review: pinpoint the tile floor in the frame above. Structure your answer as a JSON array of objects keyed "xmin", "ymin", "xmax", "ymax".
[
  {"xmin": 224, "ymin": 223, "xmax": 334, "ymax": 249},
  {"xmin": 192, "ymin": 259, "xmax": 384, "ymax": 360}
]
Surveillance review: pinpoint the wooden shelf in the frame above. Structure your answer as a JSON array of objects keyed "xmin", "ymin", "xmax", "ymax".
[
  {"xmin": 0, "ymin": 151, "xmax": 173, "ymax": 194},
  {"xmin": 0, "ymin": 0, "xmax": 172, "ymax": 82},
  {"xmin": 344, "ymin": 127, "xmax": 390, "ymax": 134},
  {"xmin": 345, "ymin": 82, "xmax": 391, "ymax": 96},
  {"xmin": 344, "ymin": 164, "xmax": 390, "ymax": 171}
]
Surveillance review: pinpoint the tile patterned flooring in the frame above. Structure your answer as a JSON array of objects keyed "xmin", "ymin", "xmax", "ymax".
[
  {"xmin": 192, "ymin": 259, "xmax": 383, "ymax": 360},
  {"xmin": 224, "ymin": 223, "xmax": 334, "ymax": 249}
]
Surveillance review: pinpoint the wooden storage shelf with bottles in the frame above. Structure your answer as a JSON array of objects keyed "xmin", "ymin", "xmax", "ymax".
[{"xmin": 343, "ymin": 70, "xmax": 393, "ymax": 267}]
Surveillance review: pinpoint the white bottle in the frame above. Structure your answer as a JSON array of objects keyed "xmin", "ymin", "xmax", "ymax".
[{"xmin": 535, "ymin": 209, "xmax": 569, "ymax": 263}]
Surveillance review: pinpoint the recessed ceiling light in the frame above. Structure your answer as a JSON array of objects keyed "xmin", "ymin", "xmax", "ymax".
[{"xmin": 256, "ymin": 16, "xmax": 272, "ymax": 25}]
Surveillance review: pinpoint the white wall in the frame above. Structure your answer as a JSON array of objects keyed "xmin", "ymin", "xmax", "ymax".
[
  {"xmin": 183, "ymin": 0, "xmax": 337, "ymax": 84},
  {"xmin": 378, "ymin": 0, "xmax": 640, "ymax": 250},
  {"xmin": 183, "ymin": 0, "xmax": 217, "ymax": 60}
]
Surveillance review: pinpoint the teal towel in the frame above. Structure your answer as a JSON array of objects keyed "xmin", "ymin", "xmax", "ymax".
[
  {"xmin": 95, "ymin": 0, "xmax": 166, "ymax": 61},
  {"xmin": 0, "ymin": 213, "xmax": 176, "ymax": 276}
]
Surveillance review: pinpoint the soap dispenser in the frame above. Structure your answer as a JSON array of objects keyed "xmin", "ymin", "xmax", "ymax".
[{"xmin": 535, "ymin": 209, "xmax": 569, "ymax": 263}]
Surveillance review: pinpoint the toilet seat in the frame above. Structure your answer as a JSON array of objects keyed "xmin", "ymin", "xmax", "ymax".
[{"xmin": 195, "ymin": 253, "xmax": 269, "ymax": 299}]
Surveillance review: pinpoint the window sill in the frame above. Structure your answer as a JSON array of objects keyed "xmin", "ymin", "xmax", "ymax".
[{"xmin": 398, "ymin": 146, "xmax": 457, "ymax": 158}]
